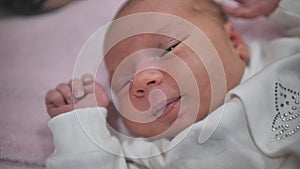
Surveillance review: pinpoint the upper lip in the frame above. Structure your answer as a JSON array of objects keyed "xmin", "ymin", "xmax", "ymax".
[{"xmin": 152, "ymin": 96, "xmax": 181, "ymax": 117}]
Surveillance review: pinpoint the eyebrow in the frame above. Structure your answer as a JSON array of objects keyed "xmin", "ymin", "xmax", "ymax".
[
  {"xmin": 155, "ymin": 23, "xmax": 191, "ymax": 49},
  {"xmin": 156, "ymin": 21, "xmax": 191, "ymax": 38}
]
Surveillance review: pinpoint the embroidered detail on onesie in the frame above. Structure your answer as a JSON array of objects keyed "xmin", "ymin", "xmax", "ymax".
[{"xmin": 272, "ymin": 82, "xmax": 300, "ymax": 140}]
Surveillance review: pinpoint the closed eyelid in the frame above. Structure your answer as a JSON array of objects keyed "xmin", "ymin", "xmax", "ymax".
[
  {"xmin": 160, "ymin": 35, "xmax": 189, "ymax": 52},
  {"xmin": 160, "ymin": 40, "xmax": 181, "ymax": 57},
  {"xmin": 161, "ymin": 39, "xmax": 181, "ymax": 49}
]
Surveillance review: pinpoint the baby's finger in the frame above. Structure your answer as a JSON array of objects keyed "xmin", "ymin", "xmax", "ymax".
[
  {"xmin": 45, "ymin": 89, "xmax": 66, "ymax": 107},
  {"xmin": 55, "ymin": 83, "xmax": 73, "ymax": 104},
  {"xmin": 83, "ymin": 82, "xmax": 94, "ymax": 94},
  {"xmin": 69, "ymin": 79, "xmax": 85, "ymax": 99},
  {"xmin": 217, "ymin": 0, "xmax": 239, "ymax": 9},
  {"xmin": 218, "ymin": 0, "xmax": 256, "ymax": 18},
  {"xmin": 230, "ymin": 4, "xmax": 262, "ymax": 18},
  {"xmin": 47, "ymin": 104, "xmax": 75, "ymax": 118},
  {"xmin": 82, "ymin": 73, "xmax": 94, "ymax": 85}
]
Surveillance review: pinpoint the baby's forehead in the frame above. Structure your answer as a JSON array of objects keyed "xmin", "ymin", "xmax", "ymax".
[
  {"xmin": 104, "ymin": 0, "xmax": 225, "ymax": 72},
  {"xmin": 104, "ymin": 13, "xmax": 194, "ymax": 54},
  {"xmin": 116, "ymin": 0, "xmax": 210, "ymax": 19},
  {"xmin": 114, "ymin": 0, "xmax": 225, "ymax": 33}
]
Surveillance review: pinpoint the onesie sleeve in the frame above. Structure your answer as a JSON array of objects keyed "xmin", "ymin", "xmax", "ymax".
[
  {"xmin": 46, "ymin": 107, "xmax": 129, "ymax": 169},
  {"xmin": 46, "ymin": 107, "xmax": 167, "ymax": 169},
  {"xmin": 269, "ymin": 0, "xmax": 300, "ymax": 36}
]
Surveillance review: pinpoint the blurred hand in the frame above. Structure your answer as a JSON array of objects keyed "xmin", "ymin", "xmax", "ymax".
[
  {"xmin": 218, "ymin": 0, "xmax": 280, "ymax": 18},
  {"xmin": 1, "ymin": 0, "xmax": 74, "ymax": 15},
  {"xmin": 45, "ymin": 74, "xmax": 110, "ymax": 118}
]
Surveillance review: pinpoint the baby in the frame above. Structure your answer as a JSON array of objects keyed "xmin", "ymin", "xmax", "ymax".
[
  {"xmin": 45, "ymin": 0, "xmax": 300, "ymax": 168},
  {"xmin": 46, "ymin": 0, "xmax": 249, "ymax": 138}
]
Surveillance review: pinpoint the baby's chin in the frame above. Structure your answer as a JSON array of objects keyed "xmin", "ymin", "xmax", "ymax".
[{"xmin": 131, "ymin": 129, "xmax": 180, "ymax": 140}]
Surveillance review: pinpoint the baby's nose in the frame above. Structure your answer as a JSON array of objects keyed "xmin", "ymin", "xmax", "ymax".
[{"xmin": 131, "ymin": 69, "xmax": 163, "ymax": 98}]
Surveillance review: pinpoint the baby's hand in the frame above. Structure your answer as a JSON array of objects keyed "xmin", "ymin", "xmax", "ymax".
[
  {"xmin": 45, "ymin": 74, "xmax": 109, "ymax": 118},
  {"xmin": 218, "ymin": 0, "xmax": 280, "ymax": 18}
]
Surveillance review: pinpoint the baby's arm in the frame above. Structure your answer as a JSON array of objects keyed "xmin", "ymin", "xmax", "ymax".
[
  {"xmin": 45, "ymin": 74, "xmax": 109, "ymax": 117},
  {"xmin": 45, "ymin": 75, "xmax": 129, "ymax": 169},
  {"xmin": 46, "ymin": 107, "xmax": 131, "ymax": 169},
  {"xmin": 45, "ymin": 75, "xmax": 165, "ymax": 169}
]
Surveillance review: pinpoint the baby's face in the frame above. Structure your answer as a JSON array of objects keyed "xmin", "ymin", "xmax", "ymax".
[{"xmin": 104, "ymin": 0, "xmax": 247, "ymax": 138}]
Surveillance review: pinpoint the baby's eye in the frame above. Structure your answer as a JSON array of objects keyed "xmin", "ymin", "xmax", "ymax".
[
  {"xmin": 166, "ymin": 44, "xmax": 177, "ymax": 52},
  {"xmin": 161, "ymin": 41, "xmax": 180, "ymax": 57}
]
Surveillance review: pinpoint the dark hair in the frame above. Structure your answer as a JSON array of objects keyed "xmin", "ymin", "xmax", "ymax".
[{"xmin": 0, "ymin": 0, "xmax": 46, "ymax": 14}]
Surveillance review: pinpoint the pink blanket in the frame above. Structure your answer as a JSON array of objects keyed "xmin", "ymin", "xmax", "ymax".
[
  {"xmin": 0, "ymin": 0, "xmax": 282, "ymax": 168},
  {"xmin": 0, "ymin": 0, "xmax": 125, "ymax": 168}
]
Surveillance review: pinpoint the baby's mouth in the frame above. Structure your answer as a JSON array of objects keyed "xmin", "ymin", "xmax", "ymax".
[{"xmin": 152, "ymin": 96, "xmax": 181, "ymax": 119}]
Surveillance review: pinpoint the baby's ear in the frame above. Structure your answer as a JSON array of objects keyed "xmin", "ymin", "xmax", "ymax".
[{"xmin": 224, "ymin": 22, "xmax": 249, "ymax": 61}]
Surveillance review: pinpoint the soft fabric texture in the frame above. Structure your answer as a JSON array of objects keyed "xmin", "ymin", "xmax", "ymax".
[{"xmin": 0, "ymin": 0, "xmax": 285, "ymax": 169}]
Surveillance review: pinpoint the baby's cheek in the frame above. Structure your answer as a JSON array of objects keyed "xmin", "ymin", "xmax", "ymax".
[
  {"xmin": 116, "ymin": 93, "xmax": 146, "ymax": 123},
  {"xmin": 128, "ymin": 93, "xmax": 151, "ymax": 112}
]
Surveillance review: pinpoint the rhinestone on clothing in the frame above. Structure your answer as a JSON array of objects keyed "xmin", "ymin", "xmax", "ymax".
[{"xmin": 272, "ymin": 82, "xmax": 300, "ymax": 140}]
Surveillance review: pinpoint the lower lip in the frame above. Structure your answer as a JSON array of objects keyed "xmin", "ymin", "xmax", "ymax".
[{"xmin": 157, "ymin": 97, "xmax": 181, "ymax": 120}]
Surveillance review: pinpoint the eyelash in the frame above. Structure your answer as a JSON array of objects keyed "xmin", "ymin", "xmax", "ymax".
[
  {"xmin": 161, "ymin": 42, "xmax": 180, "ymax": 57},
  {"xmin": 166, "ymin": 45, "xmax": 176, "ymax": 52}
]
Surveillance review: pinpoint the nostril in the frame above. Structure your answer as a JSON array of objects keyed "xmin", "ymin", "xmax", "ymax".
[
  {"xmin": 135, "ymin": 89, "xmax": 145, "ymax": 97},
  {"xmin": 147, "ymin": 80, "xmax": 156, "ymax": 86}
]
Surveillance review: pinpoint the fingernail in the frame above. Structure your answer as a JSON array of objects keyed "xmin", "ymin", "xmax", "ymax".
[
  {"xmin": 82, "ymin": 74, "xmax": 94, "ymax": 85},
  {"xmin": 74, "ymin": 89, "xmax": 84, "ymax": 98}
]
